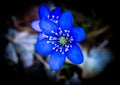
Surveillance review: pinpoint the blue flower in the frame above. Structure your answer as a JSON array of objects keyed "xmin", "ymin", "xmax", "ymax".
[
  {"xmin": 31, "ymin": 5, "xmax": 86, "ymax": 70},
  {"xmin": 35, "ymin": 10, "xmax": 86, "ymax": 70},
  {"xmin": 31, "ymin": 4, "xmax": 62, "ymax": 32}
]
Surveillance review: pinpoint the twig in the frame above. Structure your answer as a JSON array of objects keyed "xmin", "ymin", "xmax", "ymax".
[
  {"xmin": 86, "ymin": 25, "xmax": 110, "ymax": 39},
  {"xmin": 34, "ymin": 52, "xmax": 50, "ymax": 70}
]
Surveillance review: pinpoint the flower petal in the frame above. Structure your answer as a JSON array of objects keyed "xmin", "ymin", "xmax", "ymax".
[
  {"xmin": 35, "ymin": 38, "xmax": 54, "ymax": 56},
  {"xmin": 51, "ymin": 7, "xmax": 62, "ymax": 18},
  {"xmin": 37, "ymin": 32, "xmax": 47, "ymax": 41},
  {"xmin": 40, "ymin": 18, "xmax": 59, "ymax": 36},
  {"xmin": 58, "ymin": 11, "xmax": 73, "ymax": 30},
  {"xmin": 31, "ymin": 20, "xmax": 41, "ymax": 32},
  {"xmin": 38, "ymin": 4, "xmax": 50, "ymax": 19},
  {"xmin": 49, "ymin": 51, "xmax": 66, "ymax": 70},
  {"xmin": 72, "ymin": 27, "xmax": 86, "ymax": 43},
  {"xmin": 67, "ymin": 44, "xmax": 84, "ymax": 64}
]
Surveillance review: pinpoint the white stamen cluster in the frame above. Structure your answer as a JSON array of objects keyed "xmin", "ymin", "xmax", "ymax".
[
  {"xmin": 46, "ymin": 27, "xmax": 74, "ymax": 54},
  {"xmin": 47, "ymin": 15, "xmax": 59, "ymax": 24}
]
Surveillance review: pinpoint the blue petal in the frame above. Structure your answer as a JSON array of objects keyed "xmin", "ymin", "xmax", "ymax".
[
  {"xmin": 71, "ymin": 27, "xmax": 86, "ymax": 43},
  {"xmin": 35, "ymin": 38, "xmax": 54, "ymax": 56},
  {"xmin": 51, "ymin": 7, "xmax": 62, "ymax": 18},
  {"xmin": 58, "ymin": 11, "xmax": 73, "ymax": 30},
  {"xmin": 67, "ymin": 44, "xmax": 84, "ymax": 64},
  {"xmin": 40, "ymin": 18, "xmax": 59, "ymax": 36},
  {"xmin": 31, "ymin": 20, "xmax": 41, "ymax": 32},
  {"xmin": 49, "ymin": 51, "xmax": 66, "ymax": 70},
  {"xmin": 38, "ymin": 4, "xmax": 50, "ymax": 19}
]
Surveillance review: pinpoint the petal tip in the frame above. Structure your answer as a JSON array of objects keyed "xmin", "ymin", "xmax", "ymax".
[
  {"xmin": 49, "ymin": 51, "xmax": 66, "ymax": 70},
  {"xmin": 31, "ymin": 20, "xmax": 41, "ymax": 32}
]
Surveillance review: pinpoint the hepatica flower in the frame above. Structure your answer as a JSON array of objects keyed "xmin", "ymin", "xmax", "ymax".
[
  {"xmin": 31, "ymin": 4, "xmax": 61, "ymax": 32},
  {"xmin": 31, "ymin": 5, "xmax": 86, "ymax": 70}
]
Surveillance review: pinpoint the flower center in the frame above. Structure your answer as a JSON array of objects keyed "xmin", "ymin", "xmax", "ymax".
[
  {"xmin": 47, "ymin": 29, "xmax": 74, "ymax": 54},
  {"xmin": 59, "ymin": 37, "xmax": 67, "ymax": 45}
]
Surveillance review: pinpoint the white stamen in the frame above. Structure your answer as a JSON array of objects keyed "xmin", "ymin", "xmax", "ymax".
[
  {"xmin": 45, "ymin": 36, "xmax": 49, "ymax": 38},
  {"xmin": 60, "ymin": 50, "xmax": 62, "ymax": 52},
  {"xmin": 67, "ymin": 30, "xmax": 70, "ymax": 33},
  {"xmin": 49, "ymin": 36, "xmax": 52, "ymax": 40},
  {"xmin": 51, "ymin": 42, "xmax": 54, "ymax": 44},
  {"xmin": 51, "ymin": 30, "xmax": 54, "ymax": 33},
  {"xmin": 47, "ymin": 15, "xmax": 50, "ymax": 19},
  {"xmin": 69, "ymin": 41, "xmax": 72, "ymax": 43},
  {"xmin": 50, "ymin": 19, "xmax": 53, "ymax": 21},
  {"xmin": 62, "ymin": 52, "xmax": 64, "ymax": 54},
  {"xmin": 56, "ymin": 49, "xmax": 59, "ymax": 52},
  {"xmin": 56, "ymin": 45, "xmax": 59, "ymax": 47},
  {"xmin": 52, "ymin": 15, "xmax": 55, "ymax": 19},
  {"xmin": 54, "ymin": 44, "xmax": 59, "ymax": 47},
  {"xmin": 59, "ymin": 47, "xmax": 62, "ymax": 50},
  {"xmin": 70, "ymin": 38, "xmax": 73, "ymax": 41},
  {"xmin": 54, "ymin": 44, "xmax": 57, "ymax": 46},
  {"xmin": 55, "ymin": 20, "xmax": 58, "ymax": 23},
  {"xmin": 59, "ymin": 30, "xmax": 63, "ymax": 35},
  {"xmin": 49, "ymin": 36, "xmax": 57, "ymax": 40},
  {"xmin": 53, "ymin": 47, "xmax": 56, "ymax": 50},
  {"xmin": 67, "ymin": 33, "xmax": 69, "ymax": 37},
  {"xmin": 53, "ymin": 20, "xmax": 56, "ymax": 23},
  {"xmin": 47, "ymin": 41, "xmax": 50, "ymax": 43},
  {"xmin": 56, "ymin": 16, "xmax": 59, "ymax": 19},
  {"xmin": 64, "ymin": 30, "xmax": 68, "ymax": 33},
  {"xmin": 51, "ymin": 30, "xmax": 59, "ymax": 36},
  {"xmin": 70, "ymin": 45, "xmax": 72, "ymax": 48},
  {"xmin": 63, "ymin": 34, "xmax": 65, "ymax": 36},
  {"xmin": 55, "ymin": 33, "xmax": 58, "ymax": 35},
  {"xmin": 65, "ymin": 45, "xmax": 69, "ymax": 48},
  {"xmin": 59, "ymin": 27, "xmax": 61, "ymax": 30},
  {"xmin": 65, "ymin": 48, "xmax": 69, "ymax": 52}
]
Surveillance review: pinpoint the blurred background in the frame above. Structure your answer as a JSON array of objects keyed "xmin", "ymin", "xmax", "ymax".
[{"xmin": 0, "ymin": 0, "xmax": 118, "ymax": 85}]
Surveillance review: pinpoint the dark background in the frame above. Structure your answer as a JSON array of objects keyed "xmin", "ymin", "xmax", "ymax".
[{"xmin": 0, "ymin": 0, "xmax": 118, "ymax": 84}]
